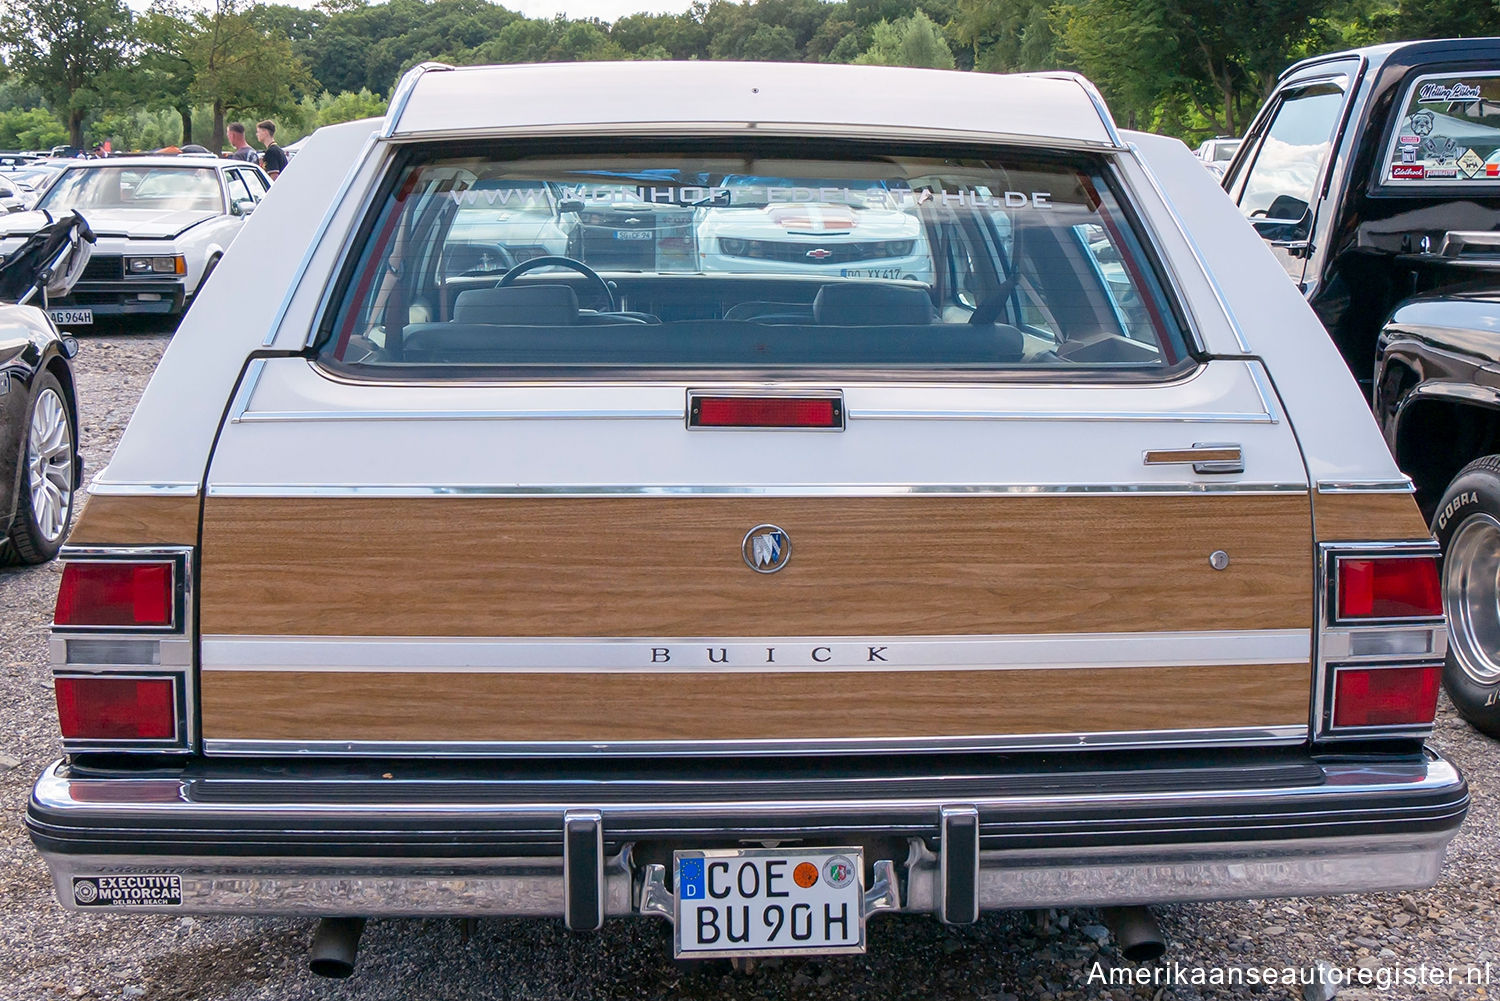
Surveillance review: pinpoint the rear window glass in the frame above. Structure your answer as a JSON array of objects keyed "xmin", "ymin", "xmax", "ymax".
[
  {"xmin": 1383, "ymin": 71, "xmax": 1500, "ymax": 184},
  {"xmin": 317, "ymin": 143, "xmax": 1193, "ymax": 379}
]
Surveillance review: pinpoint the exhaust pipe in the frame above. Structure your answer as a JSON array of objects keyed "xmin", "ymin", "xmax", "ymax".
[
  {"xmin": 1102, "ymin": 906, "xmax": 1166, "ymax": 963},
  {"xmin": 308, "ymin": 917, "xmax": 366, "ymax": 978}
]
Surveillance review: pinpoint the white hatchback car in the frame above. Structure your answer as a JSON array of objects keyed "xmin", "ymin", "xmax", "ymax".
[
  {"xmin": 27, "ymin": 62, "xmax": 1464, "ymax": 974},
  {"xmin": 0, "ymin": 156, "xmax": 270, "ymax": 326}
]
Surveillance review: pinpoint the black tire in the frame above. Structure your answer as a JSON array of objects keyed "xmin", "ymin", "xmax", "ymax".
[
  {"xmin": 1432, "ymin": 454, "xmax": 1500, "ymax": 737},
  {"xmin": 1, "ymin": 372, "xmax": 77, "ymax": 566}
]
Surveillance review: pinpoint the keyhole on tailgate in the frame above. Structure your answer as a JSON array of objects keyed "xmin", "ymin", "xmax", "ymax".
[{"xmin": 1209, "ymin": 550, "xmax": 1230, "ymax": 571}]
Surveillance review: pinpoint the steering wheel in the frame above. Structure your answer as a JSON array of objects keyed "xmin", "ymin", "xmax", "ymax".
[{"xmin": 497, "ymin": 255, "xmax": 616, "ymax": 312}]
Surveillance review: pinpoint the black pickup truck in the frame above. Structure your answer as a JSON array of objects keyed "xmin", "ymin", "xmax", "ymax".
[{"xmin": 1224, "ymin": 38, "xmax": 1500, "ymax": 735}]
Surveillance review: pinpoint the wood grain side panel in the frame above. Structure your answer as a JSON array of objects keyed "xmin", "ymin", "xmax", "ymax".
[
  {"xmin": 200, "ymin": 494, "xmax": 1312, "ymax": 637},
  {"xmin": 67, "ymin": 494, "xmax": 200, "ymax": 546},
  {"xmin": 200, "ymin": 664, "xmax": 1311, "ymax": 741},
  {"xmin": 1313, "ymin": 492, "xmax": 1430, "ymax": 542}
]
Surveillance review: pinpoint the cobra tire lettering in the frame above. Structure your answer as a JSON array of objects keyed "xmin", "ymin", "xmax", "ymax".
[{"xmin": 1438, "ymin": 491, "xmax": 1480, "ymax": 531}]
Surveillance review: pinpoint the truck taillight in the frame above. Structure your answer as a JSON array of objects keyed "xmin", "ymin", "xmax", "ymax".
[
  {"xmin": 54, "ymin": 676, "xmax": 177, "ymax": 741},
  {"xmin": 1332, "ymin": 665, "xmax": 1442, "ymax": 728},
  {"xmin": 54, "ymin": 561, "xmax": 174, "ymax": 628},
  {"xmin": 1336, "ymin": 555, "xmax": 1441, "ymax": 621}
]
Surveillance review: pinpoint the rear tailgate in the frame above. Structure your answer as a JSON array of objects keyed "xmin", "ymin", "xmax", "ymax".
[{"xmin": 195, "ymin": 358, "xmax": 1314, "ymax": 753}]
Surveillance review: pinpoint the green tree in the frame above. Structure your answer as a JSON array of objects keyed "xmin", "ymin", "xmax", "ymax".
[
  {"xmin": 0, "ymin": 107, "xmax": 68, "ymax": 149},
  {"xmin": 0, "ymin": 0, "xmax": 133, "ymax": 147},
  {"xmin": 128, "ymin": 1, "xmax": 199, "ymax": 146},
  {"xmin": 185, "ymin": 0, "xmax": 311, "ymax": 151},
  {"xmin": 1057, "ymin": 0, "xmax": 1338, "ymax": 136},
  {"xmin": 855, "ymin": 11, "xmax": 956, "ymax": 68}
]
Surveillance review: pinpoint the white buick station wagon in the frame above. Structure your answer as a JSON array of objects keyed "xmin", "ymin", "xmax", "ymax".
[{"xmin": 28, "ymin": 62, "xmax": 1466, "ymax": 973}]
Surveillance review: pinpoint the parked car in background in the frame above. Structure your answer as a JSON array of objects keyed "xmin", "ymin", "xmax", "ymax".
[
  {"xmin": 0, "ymin": 214, "xmax": 90, "ymax": 564},
  {"xmin": 1193, "ymin": 137, "xmax": 1241, "ymax": 177},
  {"xmin": 26, "ymin": 62, "xmax": 1465, "ymax": 976},
  {"xmin": 697, "ymin": 175, "xmax": 932, "ymax": 286},
  {"xmin": 0, "ymin": 175, "xmax": 29, "ymax": 213},
  {"xmin": 0, "ymin": 156, "xmax": 270, "ymax": 326},
  {"xmin": 1224, "ymin": 38, "xmax": 1500, "ymax": 735}
]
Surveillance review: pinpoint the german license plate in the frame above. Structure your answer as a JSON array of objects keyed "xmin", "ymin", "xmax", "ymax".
[
  {"xmin": 675, "ymin": 847, "xmax": 865, "ymax": 958},
  {"xmin": 841, "ymin": 267, "xmax": 903, "ymax": 279},
  {"xmin": 615, "ymin": 230, "xmax": 653, "ymax": 240},
  {"xmin": 48, "ymin": 308, "xmax": 92, "ymax": 325}
]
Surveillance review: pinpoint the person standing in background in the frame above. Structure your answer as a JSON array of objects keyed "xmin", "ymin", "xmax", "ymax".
[
  {"xmin": 226, "ymin": 123, "xmax": 259, "ymax": 162},
  {"xmin": 257, "ymin": 120, "xmax": 288, "ymax": 179}
]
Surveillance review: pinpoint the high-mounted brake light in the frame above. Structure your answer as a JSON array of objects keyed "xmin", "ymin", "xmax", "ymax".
[
  {"xmin": 54, "ymin": 561, "xmax": 174, "ymax": 628},
  {"xmin": 1337, "ymin": 556, "xmax": 1442, "ymax": 620},
  {"xmin": 54, "ymin": 676, "xmax": 177, "ymax": 741},
  {"xmin": 1332, "ymin": 665, "xmax": 1441, "ymax": 728},
  {"xmin": 689, "ymin": 394, "xmax": 843, "ymax": 429}
]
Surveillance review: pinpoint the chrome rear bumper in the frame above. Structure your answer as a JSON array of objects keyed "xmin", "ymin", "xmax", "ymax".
[{"xmin": 28, "ymin": 751, "xmax": 1468, "ymax": 920}]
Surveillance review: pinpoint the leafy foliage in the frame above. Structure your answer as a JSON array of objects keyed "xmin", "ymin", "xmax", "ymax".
[{"xmin": 0, "ymin": 0, "xmax": 1486, "ymax": 152}]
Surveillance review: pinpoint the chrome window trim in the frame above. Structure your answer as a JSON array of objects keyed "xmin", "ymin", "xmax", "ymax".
[
  {"xmin": 203, "ymin": 482, "xmax": 1310, "ymax": 499},
  {"xmin": 383, "ymin": 122, "xmax": 1126, "ymax": 152},
  {"xmin": 381, "ymin": 62, "xmax": 456, "ymax": 139},
  {"xmin": 1123, "ymin": 142, "xmax": 1252, "ymax": 354},
  {"xmin": 264, "ymin": 128, "xmax": 382, "ymax": 348},
  {"xmin": 1032, "ymin": 72, "xmax": 1127, "ymax": 150},
  {"xmin": 53, "ymin": 671, "xmax": 186, "ymax": 753},
  {"xmin": 201, "ymin": 726, "xmax": 1310, "ymax": 759},
  {"xmin": 227, "ymin": 358, "xmax": 266, "ymax": 423}
]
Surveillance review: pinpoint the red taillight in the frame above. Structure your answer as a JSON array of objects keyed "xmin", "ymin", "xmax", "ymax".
[
  {"xmin": 1332, "ymin": 666, "xmax": 1442, "ymax": 728},
  {"xmin": 692, "ymin": 396, "xmax": 841, "ymax": 429},
  {"xmin": 54, "ymin": 677, "xmax": 176, "ymax": 740},
  {"xmin": 1337, "ymin": 556, "xmax": 1442, "ymax": 620},
  {"xmin": 54, "ymin": 562, "xmax": 173, "ymax": 627}
]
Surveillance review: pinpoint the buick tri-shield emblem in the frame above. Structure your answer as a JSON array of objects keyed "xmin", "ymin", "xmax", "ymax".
[{"xmin": 742, "ymin": 525, "xmax": 791, "ymax": 573}]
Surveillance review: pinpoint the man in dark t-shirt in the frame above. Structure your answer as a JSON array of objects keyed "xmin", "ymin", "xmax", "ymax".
[
  {"xmin": 226, "ymin": 122, "xmax": 259, "ymax": 162},
  {"xmin": 257, "ymin": 120, "xmax": 288, "ymax": 179}
]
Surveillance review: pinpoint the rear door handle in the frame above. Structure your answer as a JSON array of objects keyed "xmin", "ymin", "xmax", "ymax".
[{"xmin": 1143, "ymin": 443, "xmax": 1244, "ymax": 474}]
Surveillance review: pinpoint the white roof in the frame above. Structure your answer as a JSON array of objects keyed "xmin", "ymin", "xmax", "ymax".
[
  {"xmin": 54, "ymin": 156, "xmax": 235, "ymax": 171},
  {"xmin": 387, "ymin": 62, "xmax": 1120, "ymax": 147}
]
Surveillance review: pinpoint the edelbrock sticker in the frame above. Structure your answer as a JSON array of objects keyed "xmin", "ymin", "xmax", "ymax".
[{"xmin": 72, "ymin": 874, "xmax": 182, "ymax": 907}]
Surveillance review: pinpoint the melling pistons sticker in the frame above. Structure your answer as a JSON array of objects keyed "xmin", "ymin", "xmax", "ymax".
[{"xmin": 72, "ymin": 874, "xmax": 182, "ymax": 907}]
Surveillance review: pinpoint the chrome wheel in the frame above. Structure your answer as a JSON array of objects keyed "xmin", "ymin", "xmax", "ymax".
[
  {"xmin": 1445, "ymin": 512, "xmax": 1500, "ymax": 685},
  {"xmin": 26, "ymin": 387, "xmax": 73, "ymax": 544}
]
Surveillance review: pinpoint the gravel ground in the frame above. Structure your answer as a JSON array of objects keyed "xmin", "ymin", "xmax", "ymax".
[{"xmin": 2, "ymin": 326, "xmax": 1498, "ymax": 1000}]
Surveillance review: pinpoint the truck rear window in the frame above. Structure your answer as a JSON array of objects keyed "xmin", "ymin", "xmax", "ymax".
[
  {"xmin": 1384, "ymin": 71, "xmax": 1500, "ymax": 184},
  {"xmin": 317, "ymin": 142, "xmax": 1193, "ymax": 379}
]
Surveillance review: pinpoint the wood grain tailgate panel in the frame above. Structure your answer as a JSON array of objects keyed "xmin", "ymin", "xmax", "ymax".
[
  {"xmin": 199, "ymin": 494, "xmax": 1314, "ymax": 637},
  {"xmin": 200, "ymin": 664, "xmax": 1313, "ymax": 741}
]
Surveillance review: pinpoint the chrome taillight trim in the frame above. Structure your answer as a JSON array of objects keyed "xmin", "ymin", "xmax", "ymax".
[
  {"xmin": 1320, "ymin": 662, "xmax": 1443, "ymax": 740},
  {"xmin": 52, "ymin": 545, "xmax": 197, "ymax": 755},
  {"xmin": 52, "ymin": 547, "xmax": 191, "ymax": 635},
  {"xmin": 1328, "ymin": 549, "xmax": 1444, "ymax": 627},
  {"xmin": 1315, "ymin": 541, "xmax": 1447, "ymax": 743},
  {"xmin": 52, "ymin": 671, "xmax": 186, "ymax": 751}
]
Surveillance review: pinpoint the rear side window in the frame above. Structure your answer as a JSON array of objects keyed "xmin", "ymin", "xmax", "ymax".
[
  {"xmin": 317, "ymin": 142, "xmax": 1193, "ymax": 379},
  {"xmin": 1383, "ymin": 71, "xmax": 1500, "ymax": 184}
]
